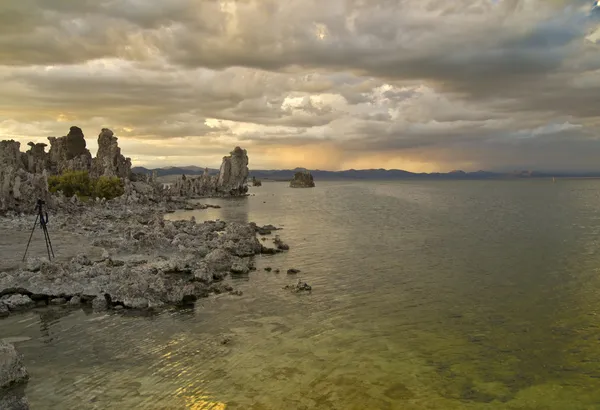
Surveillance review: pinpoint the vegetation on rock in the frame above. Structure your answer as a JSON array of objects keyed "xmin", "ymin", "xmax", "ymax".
[{"xmin": 48, "ymin": 170, "xmax": 124, "ymax": 200}]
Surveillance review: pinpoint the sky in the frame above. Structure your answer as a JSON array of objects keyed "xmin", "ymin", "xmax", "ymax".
[{"xmin": 0, "ymin": 0, "xmax": 599, "ymax": 172}]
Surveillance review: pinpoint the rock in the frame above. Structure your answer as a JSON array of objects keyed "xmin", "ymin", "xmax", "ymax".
[
  {"xmin": 230, "ymin": 260, "xmax": 250, "ymax": 274},
  {"xmin": 287, "ymin": 268, "xmax": 301, "ymax": 275},
  {"xmin": 47, "ymin": 126, "xmax": 93, "ymax": 174},
  {"xmin": 0, "ymin": 303, "xmax": 9, "ymax": 317},
  {"xmin": 71, "ymin": 254, "xmax": 92, "ymax": 266},
  {"xmin": 101, "ymin": 249, "xmax": 110, "ymax": 260},
  {"xmin": 168, "ymin": 146, "xmax": 249, "ymax": 198},
  {"xmin": 229, "ymin": 290, "xmax": 243, "ymax": 296},
  {"xmin": 3, "ymin": 295, "xmax": 34, "ymax": 311},
  {"xmin": 204, "ymin": 249, "xmax": 233, "ymax": 272},
  {"xmin": 123, "ymin": 298, "xmax": 148, "ymax": 309},
  {"xmin": 290, "ymin": 170, "xmax": 315, "ymax": 188},
  {"xmin": 264, "ymin": 267, "xmax": 272, "ymax": 272},
  {"xmin": 209, "ymin": 283, "xmax": 233, "ymax": 294},
  {"xmin": 92, "ymin": 295, "xmax": 108, "ymax": 311},
  {"xmin": 113, "ymin": 305, "xmax": 124, "ymax": 311},
  {"xmin": 49, "ymin": 298, "xmax": 67, "ymax": 305},
  {"xmin": 90, "ymin": 128, "xmax": 132, "ymax": 179},
  {"xmin": 25, "ymin": 258, "xmax": 42, "ymax": 272},
  {"xmin": 251, "ymin": 176, "xmax": 262, "ymax": 187},
  {"xmin": 0, "ymin": 341, "xmax": 29, "ymax": 389},
  {"xmin": 68, "ymin": 296, "xmax": 81, "ymax": 306},
  {"xmin": 0, "ymin": 388, "xmax": 30, "ymax": 410},
  {"xmin": 273, "ymin": 235, "xmax": 289, "ymax": 251},
  {"xmin": 0, "ymin": 162, "xmax": 51, "ymax": 213},
  {"xmin": 217, "ymin": 147, "xmax": 249, "ymax": 195},
  {"xmin": 284, "ymin": 279, "xmax": 312, "ymax": 293},
  {"xmin": 260, "ymin": 246, "xmax": 281, "ymax": 255},
  {"xmin": 274, "ymin": 269, "xmax": 280, "ymax": 274}
]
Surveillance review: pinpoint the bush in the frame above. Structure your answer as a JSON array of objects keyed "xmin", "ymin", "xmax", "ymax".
[
  {"xmin": 48, "ymin": 171, "xmax": 125, "ymax": 200},
  {"xmin": 94, "ymin": 176, "xmax": 124, "ymax": 199}
]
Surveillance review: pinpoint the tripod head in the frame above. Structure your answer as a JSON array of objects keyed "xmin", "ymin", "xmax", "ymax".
[{"xmin": 35, "ymin": 199, "xmax": 45, "ymax": 211}]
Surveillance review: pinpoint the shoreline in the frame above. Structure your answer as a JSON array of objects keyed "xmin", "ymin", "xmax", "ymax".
[{"xmin": 0, "ymin": 198, "xmax": 289, "ymax": 317}]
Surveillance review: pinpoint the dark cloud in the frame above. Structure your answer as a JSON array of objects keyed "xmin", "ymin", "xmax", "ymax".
[{"xmin": 0, "ymin": 0, "xmax": 599, "ymax": 170}]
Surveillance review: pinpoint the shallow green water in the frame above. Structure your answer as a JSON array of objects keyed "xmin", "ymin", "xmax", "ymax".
[{"xmin": 3, "ymin": 180, "xmax": 600, "ymax": 409}]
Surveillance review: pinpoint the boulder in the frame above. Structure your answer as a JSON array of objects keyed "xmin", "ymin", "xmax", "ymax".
[
  {"xmin": 2, "ymin": 295, "xmax": 34, "ymax": 311},
  {"xmin": 0, "ymin": 341, "xmax": 29, "ymax": 389},
  {"xmin": 290, "ymin": 171, "xmax": 315, "ymax": 188}
]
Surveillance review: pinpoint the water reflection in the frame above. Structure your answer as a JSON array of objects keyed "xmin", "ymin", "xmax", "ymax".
[{"xmin": 4, "ymin": 181, "xmax": 600, "ymax": 408}]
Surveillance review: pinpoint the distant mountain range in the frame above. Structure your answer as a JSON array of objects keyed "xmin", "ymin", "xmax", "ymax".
[{"xmin": 131, "ymin": 166, "xmax": 600, "ymax": 180}]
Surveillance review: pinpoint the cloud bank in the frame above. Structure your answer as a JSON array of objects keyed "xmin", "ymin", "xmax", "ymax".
[{"xmin": 1, "ymin": 0, "xmax": 599, "ymax": 171}]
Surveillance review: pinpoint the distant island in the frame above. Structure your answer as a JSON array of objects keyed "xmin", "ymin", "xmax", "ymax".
[{"xmin": 132, "ymin": 166, "xmax": 600, "ymax": 181}]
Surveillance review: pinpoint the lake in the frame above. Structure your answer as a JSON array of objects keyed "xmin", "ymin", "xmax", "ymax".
[{"xmin": 3, "ymin": 180, "xmax": 600, "ymax": 409}]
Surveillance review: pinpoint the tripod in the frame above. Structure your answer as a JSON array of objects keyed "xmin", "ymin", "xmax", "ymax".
[{"xmin": 22, "ymin": 199, "xmax": 55, "ymax": 261}]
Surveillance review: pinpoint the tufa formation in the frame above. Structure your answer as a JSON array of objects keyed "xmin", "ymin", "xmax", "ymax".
[
  {"xmin": 0, "ymin": 126, "xmax": 250, "ymax": 211},
  {"xmin": 290, "ymin": 170, "xmax": 315, "ymax": 188}
]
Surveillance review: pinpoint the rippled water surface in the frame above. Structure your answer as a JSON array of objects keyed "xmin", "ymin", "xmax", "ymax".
[{"xmin": 3, "ymin": 180, "xmax": 600, "ymax": 409}]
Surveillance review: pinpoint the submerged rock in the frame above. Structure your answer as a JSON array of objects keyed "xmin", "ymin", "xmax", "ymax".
[
  {"xmin": 289, "ymin": 171, "xmax": 315, "ymax": 188},
  {"xmin": 287, "ymin": 268, "xmax": 301, "ymax": 275},
  {"xmin": 273, "ymin": 235, "xmax": 289, "ymax": 251},
  {"xmin": 284, "ymin": 279, "xmax": 312, "ymax": 293}
]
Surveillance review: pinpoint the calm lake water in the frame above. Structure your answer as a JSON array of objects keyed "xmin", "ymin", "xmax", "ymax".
[{"xmin": 3, "ymin": 180, "xmax": 600, "ymax": 409}]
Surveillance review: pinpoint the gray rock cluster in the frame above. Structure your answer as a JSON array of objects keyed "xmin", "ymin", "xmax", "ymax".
[
  {"xmin": 290, "ymin": 170, "xmax": 315, "ymax": 188},
  {"xmin": 0, "ymin": 203, "xmax": 278, "ymax": 313},
  {"xmin": 169, "ymin": 147, "xmax": 250, "ymax": 198},
  {"xmin": 0, "ymin": 341, "xmax": 29, "ymax": 410},
  {"xmin": 1, "ymin": 126, "xmax": 251, "ymax": 212},
  {"xmin": 0, "ymin": 126, "xmax": 133, "ymax": 213}
]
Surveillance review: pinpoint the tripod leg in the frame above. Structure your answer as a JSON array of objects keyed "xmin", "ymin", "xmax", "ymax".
[
  {"xmin": 43, "ymin": 224, "xmax": 55, "ymax": 259},
  {"xmin": 42, "ymin": 223, "xmax": 51, "ymax": 260},
  {"xmin": 22, "ymin": 214, "xmax": 40, "ymax": 262}
]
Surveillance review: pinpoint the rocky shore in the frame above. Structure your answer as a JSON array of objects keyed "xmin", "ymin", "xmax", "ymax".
[{"xmin": 0, "ymin": 200, "xmax": 289, "ymax": 315}]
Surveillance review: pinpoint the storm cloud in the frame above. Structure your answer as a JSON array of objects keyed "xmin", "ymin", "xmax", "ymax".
[{"xmin": 0, "ymin": 0, "xmax": 599, "ymax": 171}]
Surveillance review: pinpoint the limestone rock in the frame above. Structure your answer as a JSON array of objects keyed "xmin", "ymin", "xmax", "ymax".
[
  {"xmin": 290, "ymin": 170, "xmax": 315, "ymax": 188},
  {"xmin": 217, "ymin": 146, "xmax": 249, "ymax": 195},
  {"xmin": 92, "ymin": 295, "xmax": 108, "ymax": 311},
  {"xmin": 0, "ymin": 167, "xmax": 51, "ymax": 213},
  {"xmin": 2, "ymin": 295, "xmax": 34, "ymax": 311},
  {"xmin": 47, "ymin": 126, "xmax": 92, "ymax": 174},
  {"xmin": 0, "ymin": 388, "xmax": 30, "ymax": 410},
  {"xmin": 251, "ymin": 176, "xmax": 262, "ymax": 187},
  {"xmin": 284, "ymin": 279, "xmax": 312, "ymax": 293},
  {"xmin": 0, "ymin": 341, "xmax": 29, "ymax": 389},
  {"xmin": 0, "ymin": 141, "xmax": 24, "ymax": 170},
  {"xmin": 23, "ymin": 142, "xmax": 48, "ymax": 174},
  {"xmin": 0, "ymin": 303, "xmax": 8, "ymax": 317},
  {"xmin": 91, "ymin": 128, "xmax": 131, "ymax": 179},
  {"xmin": 168, "ymin": 147, "xmax": 249, "ymax": 198}
]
